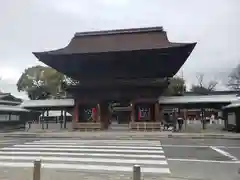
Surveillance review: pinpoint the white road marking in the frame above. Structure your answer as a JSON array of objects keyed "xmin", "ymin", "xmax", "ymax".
[
  {"xmin": 210, "ymin": 146, "xmax": 238, "ymax": 161},
  {"xmin": 34, "ymin": 140, "xmax": 161, "ymax": 144},
  {"xmin": 221, "ymin": 146, "xmax": 240, "ymax": 149},
  {"xmin": 161, "ymin": 145, "xmax": 211, "ymax": 148},
  {"xmin": 0, "ymin": 155, "xmax": 168, "ymax": 165},
  {"xmin": 2, "ymin": 147, "xmax": 164, "ymax": 153},
  {"xmin": 0, "ymin": 140, "xmax": 17, "ymax": 143},
  {"xmin": 0, "ymin": 139, "xmax": 169, "ymax": 174},
  {"xmin": 31, "ymin": 140, "xmax": 161, "ymax": 146},
  {"xmin": 0, "ymin": 151, "xmax": 166, "ymax": 158},
  {"xmin": 0, "ymin": 140, "xmax": 20, "ymax": 145},
  {"xmin": 0, "ymin": 143, "xmax": 16, "ymax": 145},
  {"xmin": 156, "ymin": 144, "xmax": 240, "ymax": 149},
  {"xmin": 15, "ymin": 144, "xmax": 163, "ymax": 150},
  {"xmin": 168, "ymin": 158, "xmax": 240, "ymax": 164},
  {"xmin": 0, "ymin": 162, "xmax": 170, "ymax": 173},
  {"xmin": 27, "ymin": 141, "xmax": 162, "ymax": 146}
]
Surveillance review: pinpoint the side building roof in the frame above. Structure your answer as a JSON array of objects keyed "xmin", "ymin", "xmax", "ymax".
[
  {"xmin": 223, "ymin": 100, "xmax": 240, "ymax": 109},
  {"xmin": 20, "ymin": 99, "xmax": 75, "ymax": 109},
  {"xmin": 0, "ymin": 105, "xmax": 30, "ymax": 112},
  {"xmin": 0, "ymin": 92, "xmax": 22, "ymax": 106},
  {"xmin": 159, "ymin": 94, "xmax": 240, "ymax": 105}
]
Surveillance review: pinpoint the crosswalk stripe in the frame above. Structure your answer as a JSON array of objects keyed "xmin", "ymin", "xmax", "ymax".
[
  {"xmin": 0, "ymin": 140, "xmax": 17, "ymax": 143},
  {"xmin": 28, "ymin": 142, "xmax": 162, "ymax": 147},
  {"xmin": 35, "ymin": 140, "xmax": 160, "ymax": 143},
  {"xmin": 15, "ymin": 144, "xmax": 163, "ymax": 150},
  {"xmin": 0, "ymin": 151, "xmax": 166, "ymax": 158},
  {"xmin": 0, "ymin": 162, "xmax": 170, "ymax": 174},
  {"xmin": 0, "ymin": 139, "xmax": 170, "ymax": 174},
  {"xmin": 27, "ymin": 142, "xmax": 162, "ymax": 145},
  {"xmin": 0, "ymin": 140, "xmax": 22, "ymax": 145},
  {"xmin": 0, "ymin": 155, "xmax": 167, "ymax": 165},
  {"xmin": 33, "ymin": 140, "xmax": 161, "ymax": 145},
  {"xmin": 3, "ymin": 147, "xmax": 164, "ymax": 153}
]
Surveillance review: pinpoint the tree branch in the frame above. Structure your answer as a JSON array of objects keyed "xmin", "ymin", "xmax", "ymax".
[{"xmin": 227, "ymin": 63, "xmax": 240, "ymax": 90}]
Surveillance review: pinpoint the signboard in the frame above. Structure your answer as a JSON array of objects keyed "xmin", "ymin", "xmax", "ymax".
[
  {"xmin": 83, "ymin": 108, "xmax": 92, "ymax": 121},
  {"xmin": 138, "ymin": 106, "xmax": 151, "ymax": 121}
]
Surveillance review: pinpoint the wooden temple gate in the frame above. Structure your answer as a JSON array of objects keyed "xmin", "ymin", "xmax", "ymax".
[
  {"xmin": 71, "ymin": 99, "xmax": 164, "ymax": 131},
  {"xmin": 33, "ymin": 27, "xmax": 196, "ymax": 131}
]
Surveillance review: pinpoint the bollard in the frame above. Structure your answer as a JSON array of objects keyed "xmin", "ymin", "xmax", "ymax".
[
  {"xmin": 33, "ymin": 159, "xmax": 41, "ymax": 180},
  {"xmin": 133, "ymin": 165, "xmax": 141, "ymax": 180}
]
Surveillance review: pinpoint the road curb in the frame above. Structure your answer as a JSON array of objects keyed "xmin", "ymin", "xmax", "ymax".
[{"xmin": 2, "ymin": 134, "xmax": 240, "ymax": 140}]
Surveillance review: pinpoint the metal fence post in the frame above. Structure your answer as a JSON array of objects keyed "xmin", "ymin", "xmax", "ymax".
[
  {"xmin": 33, "ymin": 159, "xmax": 41, "ymax": 180},
  {"xmin": 133, "ymin": 165, "xmax": 141, "ymax": 180}
]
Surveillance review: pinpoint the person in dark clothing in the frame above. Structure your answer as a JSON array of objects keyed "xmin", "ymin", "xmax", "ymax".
[
  {"xmin": 170, "ymin": 113, "xmax": 177, "ymax": 131},
  {"xmin": 177, "ymin": 117, "xmax": 184, "ymax": 131}
]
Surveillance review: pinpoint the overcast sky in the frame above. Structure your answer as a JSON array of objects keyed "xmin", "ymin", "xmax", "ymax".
[{"xmin": 0, "ymin": 0, "xmax": 239, "ymax": 99}]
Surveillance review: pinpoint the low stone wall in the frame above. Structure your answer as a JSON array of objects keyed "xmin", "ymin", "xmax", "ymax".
[{"xmin": 129, "ymin": 122, "xmax": 162, "ymax": 131}]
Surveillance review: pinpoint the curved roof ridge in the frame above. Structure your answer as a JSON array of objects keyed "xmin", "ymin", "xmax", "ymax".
[{"xmin": 74, "ymin": 26, "xmax": 164, "ymax": 37}]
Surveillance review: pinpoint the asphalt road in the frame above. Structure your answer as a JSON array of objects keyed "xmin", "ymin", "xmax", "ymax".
[
  {"xmin": 161, "ymin": 138, "xmax": 240, "ymax": 180},
  {"xmin": 0, "ymin": 137, "xmax": 239, "ymax": 180}
]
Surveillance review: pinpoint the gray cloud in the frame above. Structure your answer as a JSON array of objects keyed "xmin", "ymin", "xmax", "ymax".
[{"xmin": 0, "ymin": 0, "xmax": 239, "ymax": 98}]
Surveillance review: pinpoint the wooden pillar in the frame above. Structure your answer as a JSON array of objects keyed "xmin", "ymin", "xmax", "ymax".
[
  {"xmin": 97, "ymin": 104, "xmax": 101, "ymax": 122},
  {"xmin": 74, "ymin": 102, "xmax": 79, "ymax": 122},
  {"xmin": 64, "ymin": 110, "xmax": 67, "ymax": 129},
  {"xmin": 223, "ymin": 110, "xmax": 228, "ymax": 129},
  {"xmin": 72, "ymin": 99, "xmax": 79, "ymax": 129},
  {"xmin": 154, "ymin": 102, "xmax": 160, "ymax": 121},
  {"xmin": 91, "ymin": 106, "xmax": 97, "ymax": 122},
  {"xmin": 60, "ymin": 110, "xmax": 63, "ymax": 129},
  {"xmin": 183, "ymin": 109, "xmax": 187, "ymax": 129},
  {"xmin": 201, "ymin": 108, "xmax": 206, "ymax": 129},
  {"xmin": 159, "ymin": 105, "xmax": 163, "ymax": 122},
  {"xmin": 130, "ymin": 102, "xmax": 135, "ymax": 122},
  {"xmin": 9, "ymin": 113, "xmax": 11, "ymax": 121},
  {"xmin": 99, "ymin": 102, "xmax": 110, "ymax": 130},
  {"xmin": 41, "ymin": 111, "xmax": 45, "ymax": 129},
  {"xmin": 235, "ymin": 108, "xmax": 240, "ymax": 133},
  {"xmin": 46, "ymin": 110, "xmax": 49, "ymax": 129}
]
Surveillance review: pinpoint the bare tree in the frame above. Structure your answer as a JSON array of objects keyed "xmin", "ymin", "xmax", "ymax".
[
  {"xmin": 227, "ymin": 64, "xmax": 240, "ymax": 91},
  {"xmin": 191, "ymin": 73, "xmax": 218, "ymax": 94}
]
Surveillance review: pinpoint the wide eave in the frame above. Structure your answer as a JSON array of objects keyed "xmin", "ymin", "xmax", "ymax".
[{"xmin": 33, "ymin": 27, "xmax": 197, "ymax": 80}]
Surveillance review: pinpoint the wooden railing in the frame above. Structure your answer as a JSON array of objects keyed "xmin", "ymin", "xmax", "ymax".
[
  {"xmin": 73, "ymin": 122, "xmax": 101, "ymax": 131},
  {"xmin": 129, "ymin": 122, "xmax": 162, "ymax": 131}
]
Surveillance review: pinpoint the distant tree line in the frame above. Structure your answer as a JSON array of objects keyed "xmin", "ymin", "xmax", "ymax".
[{"xmin": 16, "ymin": 63, "xmax": 240, "ymax": 100}]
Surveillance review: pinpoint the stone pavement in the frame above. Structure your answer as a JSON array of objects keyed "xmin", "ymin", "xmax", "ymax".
[
  {"xmin": 1, "ymin": 130, "xmax": 240, "ymax": 140},
  {"xmin": 0, "ymin": 167, "xmax": 188, "ymax": 180}
]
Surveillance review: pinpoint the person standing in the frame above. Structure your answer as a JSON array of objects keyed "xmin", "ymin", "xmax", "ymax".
[{"xmin": 177, "ymin": 117, "xmax": 184, "ymax": 131}]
